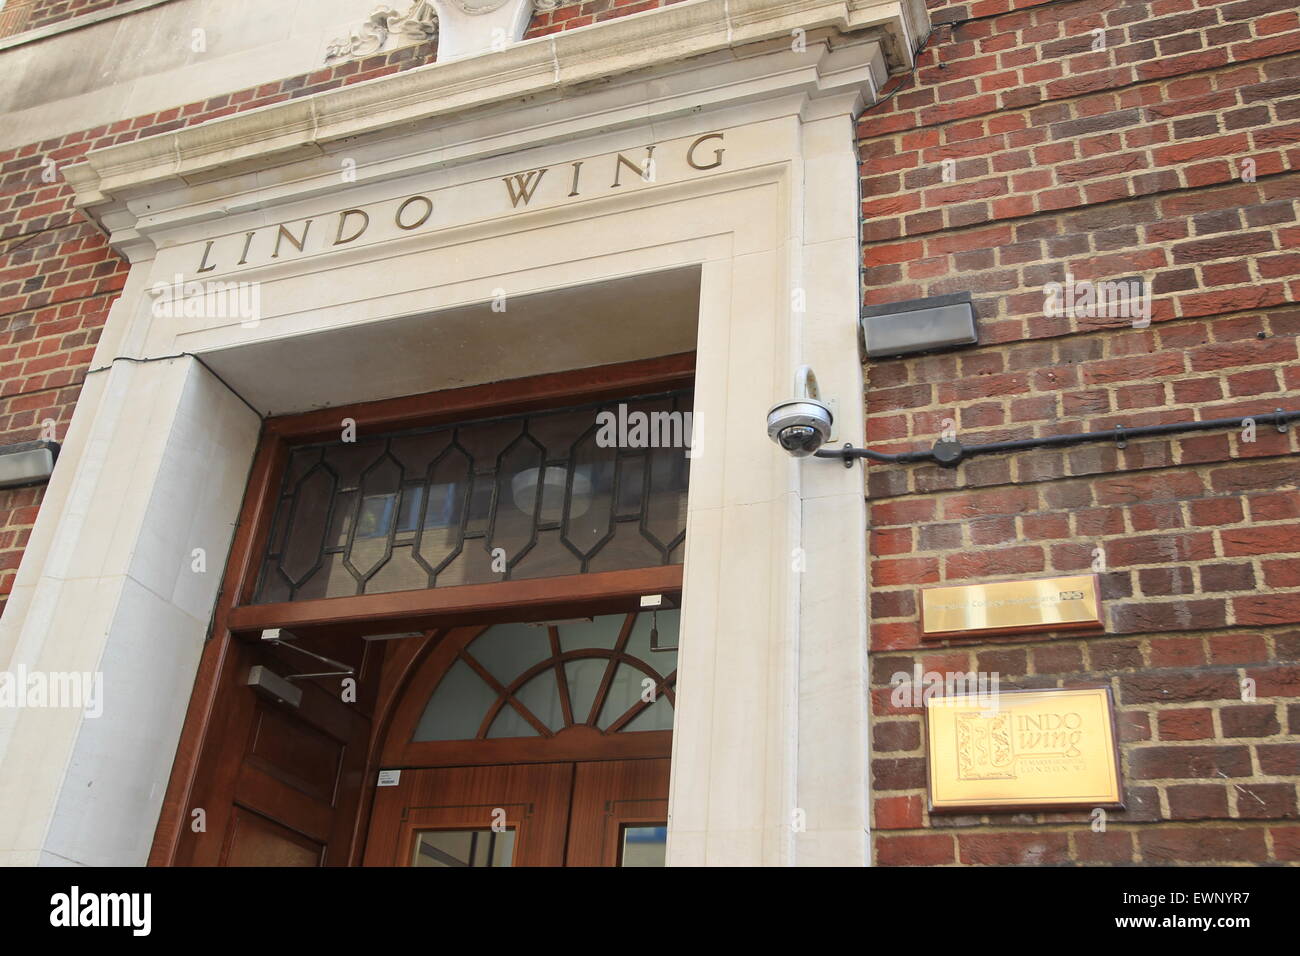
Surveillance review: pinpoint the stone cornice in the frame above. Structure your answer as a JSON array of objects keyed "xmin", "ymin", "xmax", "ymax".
[{"xmin": 63, "ymin": 0, "xmax": 926, "ymax": 213}]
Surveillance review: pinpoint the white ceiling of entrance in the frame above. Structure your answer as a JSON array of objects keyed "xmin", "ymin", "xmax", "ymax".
[{"xmin": 200, "ymin": 266, "xmax": 700, "ymax": 415}]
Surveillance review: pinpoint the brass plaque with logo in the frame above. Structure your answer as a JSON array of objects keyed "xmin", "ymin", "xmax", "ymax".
[
  {"xmin": 920, "ymin": 574, "xmax": 1103, "ymax": 640},
  {"xmin": 925, "ymin": 686, "xmax": 1122, "ymax": 812}
]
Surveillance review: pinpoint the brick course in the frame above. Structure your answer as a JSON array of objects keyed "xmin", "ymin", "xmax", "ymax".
[{"xmin": 866, "ymin": 0, "xmax": 1300, "ymax": 864}]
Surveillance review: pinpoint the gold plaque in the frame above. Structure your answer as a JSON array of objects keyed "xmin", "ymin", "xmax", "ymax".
[
  {"xmin": 921, "ymin": 574, "xmax": 1103, "ymax": 640},
  {"xmin": 925, "ymin": 686, "xmax": 1122, "ymax": 812}
]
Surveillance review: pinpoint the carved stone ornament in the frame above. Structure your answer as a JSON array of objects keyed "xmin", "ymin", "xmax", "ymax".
[{"xmin": 325, "ymin": 2, "xmax": 440, "ymax": 63}]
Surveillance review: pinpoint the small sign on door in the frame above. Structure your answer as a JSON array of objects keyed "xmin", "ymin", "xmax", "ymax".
[{"xmin": 377, "ymin": 769, "xmax": 401, "ymax": 787}]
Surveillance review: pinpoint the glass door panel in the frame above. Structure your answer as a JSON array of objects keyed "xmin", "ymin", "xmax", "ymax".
[
  {"xmin": 619, "ymin": 825, "xmax": 668, "ymax": 867},
  {"xmin": 412, "ymin": 829, "xmax": 516, "ymax": 867}
]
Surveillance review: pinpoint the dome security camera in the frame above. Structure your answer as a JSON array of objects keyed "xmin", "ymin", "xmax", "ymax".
[{"xmin": 767, "ymin": 366, "xmax": 833, "ymax": 458}]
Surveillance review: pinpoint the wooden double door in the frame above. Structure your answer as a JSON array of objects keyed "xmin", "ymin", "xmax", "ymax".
[{"xmin": 364, "ymin": 758, "xmax": 670, "ymax": 866}]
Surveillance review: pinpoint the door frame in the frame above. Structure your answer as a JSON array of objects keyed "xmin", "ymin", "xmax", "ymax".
[{"xmin": 149, "ymin": 352, "xmax": 694, "ymax": 866}]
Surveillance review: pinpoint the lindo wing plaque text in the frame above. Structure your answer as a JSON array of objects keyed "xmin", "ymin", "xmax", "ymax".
[
  {"xmin": 921, "ymin": 573, "xmax": 1103, "ymax": 640},
  {"xmin": 925, "ymin": 686, "xmax": 1122, "ymax": 812}
]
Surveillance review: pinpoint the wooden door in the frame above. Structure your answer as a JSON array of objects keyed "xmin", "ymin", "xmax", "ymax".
[
  {"xmin": 168, "ymin": 634, "xmax": 377, "ymax": 866},
  {"xmin": 363, "ymin": 758, "xmax": 670, "ymax": 866},
  {"xmin": 364, "ymin": 763, "xmax": 573, "ymax": 866},
  {"xmin": 565, "ymin": 758, "xmax": 671, "ymax": 866}
]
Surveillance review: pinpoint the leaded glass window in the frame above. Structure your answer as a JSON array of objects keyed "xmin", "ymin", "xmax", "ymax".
[{"xmin": 254, "ymin": 390, "xmax": 691, "ymax": 603}]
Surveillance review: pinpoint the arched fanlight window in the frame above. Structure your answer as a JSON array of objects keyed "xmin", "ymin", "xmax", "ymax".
[{"xmin": 414, "ymin": 610, "xmax": 677, "ymax": 742}]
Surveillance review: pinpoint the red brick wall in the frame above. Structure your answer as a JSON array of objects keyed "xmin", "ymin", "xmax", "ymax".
[{"xmin": 861, "ymin": 0, "xmax": 1300, "ymax": 864}]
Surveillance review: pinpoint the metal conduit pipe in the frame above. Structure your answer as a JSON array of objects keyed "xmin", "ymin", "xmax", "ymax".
[{"xmin": 815, "ymin": 407, "xmax": 1300, "ymax": 468}]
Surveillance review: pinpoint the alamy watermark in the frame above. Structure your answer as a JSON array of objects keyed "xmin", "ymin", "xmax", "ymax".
[
  {"xmin": 1043, "ymin": 272, "xmax": 1151, "ymax": 328},
  {"xmin": 890, "ymin": 664, "xmax": 1002, "ymax": 715},
  {"xmin": 595, "ymin": 404, "xmax": 698, "ymax": 457},
  {"xmin": 150, "ymin": 273, "xmax": 262, "ymax": 327},
  {"xmin": 0, "ymin": 665, "xmax": 103, "ymax": 718},
  {"xmin": 50, "ymin": 886, "xmax": 150, "ymax": 936}
]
